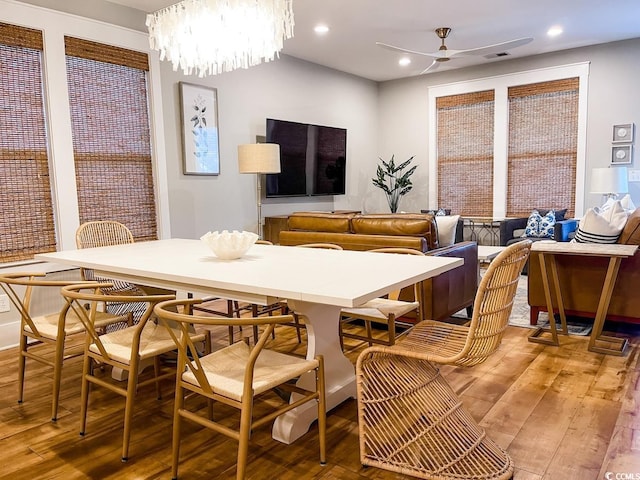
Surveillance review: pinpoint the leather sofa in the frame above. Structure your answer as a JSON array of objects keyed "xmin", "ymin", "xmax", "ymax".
[
  {"xmin": 528, "ymin": 208, "xmax": 640, "ymax": 325},
  {"xmin": 279, "ymin": 212, "xmax": 478, "ymax": 322}
]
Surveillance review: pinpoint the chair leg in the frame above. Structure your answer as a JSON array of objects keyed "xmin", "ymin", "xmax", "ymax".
[
  {"xmin": 51, "ymin": 336, "xmax": 66, "ymax": 421},
  {"xmin": 121, "ymin": 360, "xmax": 138, "ymax": 462},
  {"xmin": 17, "ymin": 332, "xmax": 27, "ymax": 405},
  {"xmin": 388, "ymin": 315, "xmax": 396, "ymax": 347},
  {"xmin": 365, "ymin": 320, "xmax": 373, "ymax": 346},
  {"xmin": 79, "ymin": 354, "xmax": 91, "ymax": 436},
  {"xmin": 316, "ymin": 356, "xmax": 327, "ymax": 465},
  {"xmin": 171, "ymin": 384, "xmax": 184, "ymax": 480},
  {"xmin": 236, "ymin": 397, "xmax": 253, "ymax": 480},
  {"xmin": 154, "ymin": 356, "xmax": 162, "ymax": 400},
  {"xmin": 293, "ymin": 314, "xmax": 302, "ymax": 343}
]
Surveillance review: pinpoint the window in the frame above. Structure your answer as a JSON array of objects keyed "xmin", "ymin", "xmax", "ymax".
[
  {"xmin": 428, "ymin": 63, "xmax": 588, "ymax": 219},
  {"xmin": 436, "ymin": 90, "xmax": 495, "ymax": 217},
  {"xmin": 0, "ymin": 23, "xmax": 56, "ymax": 262},
  {"xmin": 507, "ymin": 78, "xmax": 578, "ymax": 218},
  {"xmin": 65, "ymin": 37, "xmax": 158, "ymax": 241}
]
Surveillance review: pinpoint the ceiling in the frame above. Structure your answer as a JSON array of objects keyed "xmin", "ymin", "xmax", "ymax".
[{"xmin": 106, "ymin": 0, "xmax": 640, "ymax": 82}]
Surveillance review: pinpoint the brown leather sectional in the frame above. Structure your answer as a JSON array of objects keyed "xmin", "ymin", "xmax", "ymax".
[
  {"xmin": 279, "ymin": 212, "xmax": 478, "ymax": 322},
  {"xmin": 528, "ymin": 208, "xmax": 640, "ymax": 325}
]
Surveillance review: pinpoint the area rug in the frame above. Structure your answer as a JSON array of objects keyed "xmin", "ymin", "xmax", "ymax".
[
  {"xmin": 506, "ymin": 275, "xmax": 592, "ymax": 336},
  {"xmin": 453, "ymin": 274, "xmax": 592, "ymax": 336}
]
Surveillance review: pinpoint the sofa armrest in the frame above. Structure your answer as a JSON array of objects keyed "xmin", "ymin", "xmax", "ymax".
[
  {"xmin": 499, "ymin": 218, "xmax": 528, "ymax": 246},
  {"xmin": 553, "ymin": 219, "xmax": 578, "ymax": 242}
]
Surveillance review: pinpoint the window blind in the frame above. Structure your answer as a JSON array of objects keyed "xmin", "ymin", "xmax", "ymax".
[
  {"xmin": 437, "ymin": 90, "xmax": 495, "ymax": 217},
  {"xmin": 65, "ymin": 37, "xmax": 158, "ymax": 241},
  {"xmin": 507, "ymin": 78, "xmax": 579, "ymax": 217},
  {"xmin": 0, "ymin": 23, "xmax": 57, "ymax": 262}
]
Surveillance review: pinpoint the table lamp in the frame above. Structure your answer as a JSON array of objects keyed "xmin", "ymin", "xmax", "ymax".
[
  {"xmin": 238, "ymin": 143, "xmax": 281, "ymax": 238},
  {"xmin": 590, "ymin": 166, "xmax": 628, "ymax": 205}
]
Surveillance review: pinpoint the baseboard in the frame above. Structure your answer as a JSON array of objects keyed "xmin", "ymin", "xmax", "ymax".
[{"xmin": 0, "ymin": 320, "xmax": 19, "ymax": 351}]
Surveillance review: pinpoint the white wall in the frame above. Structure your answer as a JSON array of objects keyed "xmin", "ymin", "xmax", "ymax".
[
  {"xmin": 377, "ymin": 38, "xmax": 640, "ymax": 213},
  {"xmin": 159, "ymin": 57, "xmax": 379, "ymax": 239}
]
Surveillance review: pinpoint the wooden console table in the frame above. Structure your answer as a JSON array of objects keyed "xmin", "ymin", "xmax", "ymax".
[{"xmin": 528, "ymin": 241, "xmax": 637, "ymax": 355}]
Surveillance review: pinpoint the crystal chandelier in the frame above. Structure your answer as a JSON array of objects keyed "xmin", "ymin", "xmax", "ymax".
[{"xmin": 146, "ymin": 0, "xmax": 295, "ymax": 77}]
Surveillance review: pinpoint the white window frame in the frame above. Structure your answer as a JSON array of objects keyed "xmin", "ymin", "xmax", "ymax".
[
  {"xmin": 428, "ymin": 62, "xmax": 590, "ymax": 218},
  {"xmin": 1, "ymin": 0, "xmax": 170, "ymax": 258}
]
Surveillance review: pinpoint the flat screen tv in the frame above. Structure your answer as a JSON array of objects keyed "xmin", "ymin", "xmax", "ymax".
[{"xmin": 265, "ymin": 118, "xmax": 346, "ymax": 197}]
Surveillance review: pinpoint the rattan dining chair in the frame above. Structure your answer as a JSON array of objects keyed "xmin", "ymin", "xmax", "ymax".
[
  {"xmin": 0, "ymin": 272, "xmax": 128, "ymax": 422},
  {"xmin": 75, "ymin": 221, "xmax": 148, "ymax": 325},
  {"xmin": 340, "ymin": 248, "xmax": 423, "ymax": 349},
  {"xmin": 355, "ymin": 239, "xmax": 531, "ymax": 480},
  {"xmin": 154, "ymin": 298, "xmax": 327, "ymax": 480},
  {"xmin": 59, "ymin": 283, "xmax": 204, "ymax": 462}
]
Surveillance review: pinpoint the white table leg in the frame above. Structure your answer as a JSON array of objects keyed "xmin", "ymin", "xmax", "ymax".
[{"xmin": 272, "ymin": 301, "xmax": 356, "ymax": 444}]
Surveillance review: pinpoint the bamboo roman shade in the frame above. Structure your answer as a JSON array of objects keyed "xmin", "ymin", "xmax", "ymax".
[
  {"xmin": 65, "ymin": 37, "xmax": 158, "ymax": 241},
  {"xmin": 506, "ymin": 78, "xmax": 578, "ymax": 217},
  {"xmin": 437, "ymin": 90, "xmax": 495, "ymax": 217},
  {"xmin": 0, "ymin": 23, "xmax": 57, "ymax": 262}
]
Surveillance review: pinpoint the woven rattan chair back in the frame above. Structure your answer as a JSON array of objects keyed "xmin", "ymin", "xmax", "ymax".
[
  {"xmin": 397, "ymin": 239, "xmax": 532, "ymax": 367},
  {"xmin": 296, "ymin": 243, "xmax": 343, "ymax": 250},
  {"xmin": 153, "ymin": 298, "xmax": 327, "ymax": 480},
  {"xmin": 75, "ymin": 220, "xmax": 134, "ymax": 249}
]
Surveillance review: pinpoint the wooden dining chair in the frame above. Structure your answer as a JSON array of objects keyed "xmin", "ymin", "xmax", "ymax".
[
  {"xmin": 59, "ymin": 283, "xmax": 205, "ymax": 462},
  {"xmin": 355, "ymin": 240, "xmax": 532, "ymax": 480},
  {"xmin": 340, "ymin": 247, "xmax": 423, "ymax": 349},
  {"xmin": 0, "ymin": 272, "xmax": 128, "ymax": 422},
  {"xmin": 154, "ymin": 298, "xmax": 327, "ymax": 480}
]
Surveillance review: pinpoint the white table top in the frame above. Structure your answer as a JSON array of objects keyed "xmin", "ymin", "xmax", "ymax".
[
  {"xmin": 531, "ymin": 240, "xmax": 638, "ymax": 258},
  {"xmin": 477, "ymin": 245, "xmax": 506, "ymax": 261},
  {"xmin": 36, "ymin": 239, "xmax": 463, "ymax": 308}
]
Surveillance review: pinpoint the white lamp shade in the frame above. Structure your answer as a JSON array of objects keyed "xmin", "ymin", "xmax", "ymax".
[
  {"xmin": 590, "ymin": 167, "xmax": 628, "ymax": 194},
  {"xmin": 237, "ymin": 144, "xmax": 281, "ymax": 174}
]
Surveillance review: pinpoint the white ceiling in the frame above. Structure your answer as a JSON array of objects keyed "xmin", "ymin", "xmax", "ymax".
[{"xmin": 107, "ymin": 0, "xmax": 640, "ymax": 82}]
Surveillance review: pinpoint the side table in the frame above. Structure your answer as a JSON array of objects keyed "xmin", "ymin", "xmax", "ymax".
[{"xmin": 528, "ymin": 241, "xmax": 637, "ymax": 355}]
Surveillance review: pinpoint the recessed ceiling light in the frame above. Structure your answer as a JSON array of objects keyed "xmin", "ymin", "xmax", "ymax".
[
  {"xmin": 314, "ymin": 24, "xmax": 329, "ymax": 34},
  {"xmin": 398, "ymin": 57, "xmax": 411, "ymax": 66},
  {"xmin": 547, "ymin": 26, "xmax": 563, "ymax": 37}
]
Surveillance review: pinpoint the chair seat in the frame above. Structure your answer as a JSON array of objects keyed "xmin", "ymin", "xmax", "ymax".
[
  {"xmin": 89, "ymin": 322, "xmax": 200, "ymax": 364},
  {"xmin": 342, "ymin": 298, "xmax": 419, "ymax": 321},
  {"xmin": 182, "ymin": 341, "xmax": 319, "ymax": 402},
  {"xmin": 25, "ymin": 310, "xmax": 123, "ymax": 341}
]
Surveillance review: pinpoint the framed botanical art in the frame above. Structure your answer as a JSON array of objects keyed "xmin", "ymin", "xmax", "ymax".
[{"xmin": 179, "ymin": 82, "xmax": 220, "ymax": 175}]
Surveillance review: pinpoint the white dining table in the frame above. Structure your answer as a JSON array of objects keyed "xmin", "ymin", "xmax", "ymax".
[{"xmin": 36, "ymin": 238, "xmax": 463, "ymax": 443}]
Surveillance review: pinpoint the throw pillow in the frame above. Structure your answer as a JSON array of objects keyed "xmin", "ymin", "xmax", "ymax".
[
  {"xmin": 522, "ymin": 210, "xmax": 556, "ymax": 238},
  {"xmin": 573, "ymin": 201, "xmax": 628, "ymax": 244},
  {"xmin": 435, "ymin": 214, "xmax": 460, "ymax": 247}
]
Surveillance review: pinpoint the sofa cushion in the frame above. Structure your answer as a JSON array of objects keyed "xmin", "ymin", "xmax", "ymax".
[
  {"xmin": 351, "ymin": 214, "xmax": 435, "ymax": 237},
  {"xmin": 287, "ymin": 212, "xmax": 354, "ymax": 233},
  {"xmin": 618, "ymin": 208, "xmax": 640, "ymax": 245},
  {"xmin": 573, "ymin": 201, "xmax": 628, "ymax": 244},
  {"xmin": 535, "ymin": 208, "xmax": 567, "ymax": 221}
]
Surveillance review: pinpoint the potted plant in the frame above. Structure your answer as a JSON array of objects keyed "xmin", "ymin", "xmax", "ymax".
[{"xmin": 372, "ymin": 155, "xmax": 417, "ymax": 213}]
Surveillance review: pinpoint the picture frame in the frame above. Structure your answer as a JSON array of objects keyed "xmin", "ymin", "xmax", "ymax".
[
  {"xmin": 612, "ymin": 123, "xmax": 634, "ymax": 143},
  {"xmin": 611, "ymin": 144, "xmax": 633, "ymax": 165},
  {"xmin": 179, "ymin": 82, "xmax": 220, "ymax": 175}
]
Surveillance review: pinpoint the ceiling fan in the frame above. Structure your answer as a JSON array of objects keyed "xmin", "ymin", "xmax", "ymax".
[{"xmin": 376, "ymin": 27, "xmax": 533, "ymax": 74}]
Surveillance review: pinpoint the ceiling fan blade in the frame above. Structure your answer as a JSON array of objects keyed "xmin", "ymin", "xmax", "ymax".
[
  {"xmin": 419, "ymin": 60, "xmax": 441, "ymax": 75},
  {"xmin": 376, "ymin": 42, "xmax": 438, "ymax": 58},
  {"xmin": 455, "ymin": 37, "xmax": 534, "ymax": 57}
]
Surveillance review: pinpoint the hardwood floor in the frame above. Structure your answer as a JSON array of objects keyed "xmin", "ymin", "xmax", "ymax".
[{"xmin": 1, "ymin": 310, "xmax": 639, "ymax": 479}]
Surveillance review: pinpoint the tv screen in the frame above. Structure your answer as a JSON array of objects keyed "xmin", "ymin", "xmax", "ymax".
[{"xmin": 265, "ymin": 118, "xmax": 346, "ymax": 197}]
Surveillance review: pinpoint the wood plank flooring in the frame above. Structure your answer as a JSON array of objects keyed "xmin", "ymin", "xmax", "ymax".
[{"xmin": 1, "ymin": 307, "xmax": 639, "ymax": 479}]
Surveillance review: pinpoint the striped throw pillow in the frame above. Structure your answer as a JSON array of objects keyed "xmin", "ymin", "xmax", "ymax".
[{"xmin": 573, "ymin": 201, "xmax": 628, "ymax": 244}]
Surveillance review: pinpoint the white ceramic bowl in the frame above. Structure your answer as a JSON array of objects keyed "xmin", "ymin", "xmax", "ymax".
[{"xmin": 200, "ymin": 230, "xmax": 259, "ymax": 260}]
